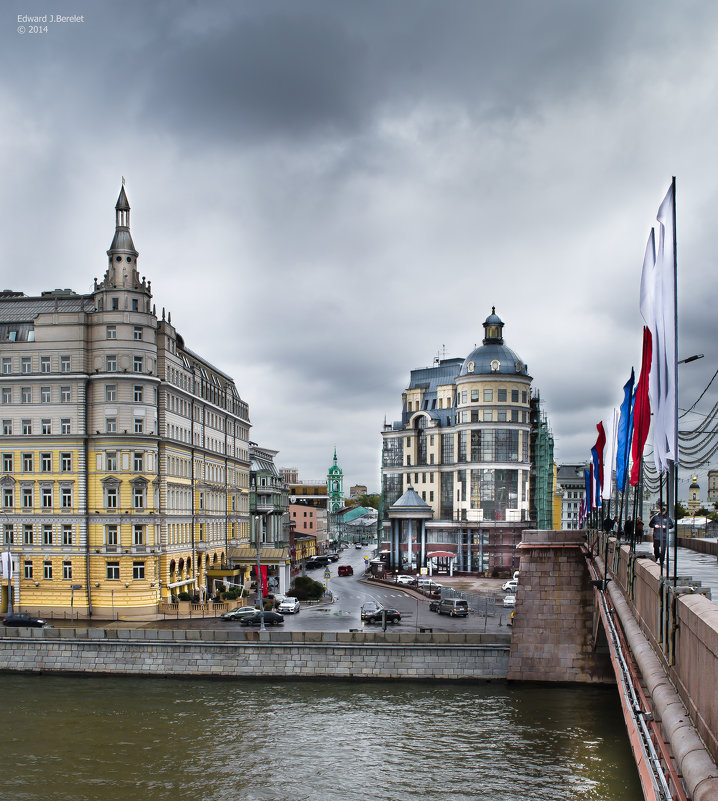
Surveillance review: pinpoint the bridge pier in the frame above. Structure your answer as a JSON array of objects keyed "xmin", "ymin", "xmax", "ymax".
[{"xmin": 507, "ymin": 529, "xmax": 613, "ymax": 683}]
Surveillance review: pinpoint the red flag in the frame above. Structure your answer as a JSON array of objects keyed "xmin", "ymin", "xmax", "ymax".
[
  {"xmin": 630, "ymin": 326, "xmax": 652, "ymax": 486},
  {"xmin": 260, "ymin": 565, "xmax": 268, "ymax": 596},
  {"xmin": 594, "ymin": 422, "xmax": 606, "ymax": 496}
]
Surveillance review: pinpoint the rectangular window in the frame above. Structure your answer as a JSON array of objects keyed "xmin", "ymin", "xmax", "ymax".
[
  {"xmin": 106, "ymin": 524, "xmax": 118, "ymax": 546},
  {"xmin": 522, "ymin": 391, "xmax": 527, "ymax": 404},
  {"xmin": 40, "ymin": 386, "xmax": 51, "ymax": 403},
  {"xmin": 133, "ymin": 524, "xmax": 144, "ymax": 545},
  {"xmin": 133, "ymin": 452, "xmax": 143, "ymax": 472},
  {"xmin": 133, "ymin": 355, "xmax": 143, "ymax": 373},
  {"xmin": 106, "ymin": 418, "xmax": 117, "ymax": 433},
  {"xmin": 21, "ymin": 387, "xmax": 32, "ymax": 403},
  {"xmin": 134, "ymin": 418, "xmax": 143, "ymax": 434},
  {"xmin": 24, "ymin": 561, "xmax": 33, "ymax": 580},
  {"xmin": 1, "ymin": 358, "xmax": 11, "ymax": 374},
  {"xmin": 105, "ymin": 384, "xmax": 117, "ymax": 402},
  {"xmin": 497, "ymin": 410, "xmax": 507, "ymax": 422},
  {"xmin": 23, "ymin": 524, "xmax": 33, "ymax": 544},
  {"xmin": 133, "ymin": 486, "xmax": 145, "ymax": 509},
  {"xmin": 41, "ymin": 419, "xmax": 51, "ymax": 435},
  {"xmin": 60, "ymin": 453, "xmax": 71, "ymax": 472},
  {"xmin": 461, "ymin": 391, "xmax": 467, "ymax": 403},
  {"xmin": 21, "ymin": 357, "xmax": 31, "ymax": 374},
  {"xmin": 40, "ymin": 356, "xmax": 51, "ymax": 373},
  {"xmin": 3, "ymin": 524, "xmax": 12, "ymax": 544},
  {"xmin": 106, "ymin": 355, "xmax": 117, "ymax": 372},
  {"xmin": 22, "ymin": 420, "xmax": 31, "ymax": 435},
  {"xmin": 43, "ymin": 524, "xmax": 53, "ymax": 545},
  {"xmin": 41, "ymin": 453, "xmax": 52, "ymax": 472},
  {"xmin": 106, "ymin": 325, "xmax": 116, "ymax": 339},
  {"xmin": 60, "ymin": 386, "xmax": 70, "ymax": 403},
  {"xmin": 133, "ymin": 385, "xmax": 143, "ymax": 402},
  {"xmin": 2, "ymin": 420, "xmax": 12, "ymax": 435},
  {"xmin": 471, "ymin": 389, "xmax": 479, "ymax": 402},
  {"xmin": 1, "ymin": 387, "xmax": 10, "ymax": 404},
  {"xmin": 22, "ymin": 453, "xmax": 33, "ymax": 471},
  {"xmin": 484, "ymin": 410, "xmax": 493, "ymax": 422},
  {"xmin": 61, "ymin": 487, "xmax": 72, "ymax": 508},
  {"xmin": 511, "ymin": 389, "xmax": 519, "ymax": 403},
  {"xmin": 63, "ymin": 561, "xmax": 72, "ymax": 580},
  {"xmin": 107, "ymin": 561, "xmax": 120, "ymax": 580},
  {"xmin": 106, "ymin": 488, "xmax": 117, "ymax": 509},
  {"xmin": 133, "ymin": 326, "xmax": 142, "ymax": 341},
  {"xmin": 111, "ymin": 297, "xmax": 119, "ymax": 310},
  {"xmin": 498, "ymin": 389, "xmax": 507, "ymax": 402},
  {"xmin": 22, "ymin": 487, "xmax": 33, "ymax": 508},
  {"xmin": 41, "ymin": 487, "xmax": 52, "ymax": 508},
  {"xmin": 131, "ymin": 299, "xmax": 138, "ymax": 311},
  {"xmin": 106, "ymin": 452, "xmax": 117, "ymax": 471},
  {"xmin": 512, "ymin": 409, "xmax": 519, "ymax": 423},
  {"xmin": 2, "ymin": 453, "xmax": 12, "ymax": 471},
  {"xmin": 62, "ymin": 525, "xmax": 73, "ymax": 546},
  {"xmin": 44, "ymin": 561, "xmax": 52, "ymax": 580},
  {"xmin": 483, "ymin": 389, "xmax": 493, "ymax": 402},
  {"xmin": 133, "ymin": 561, "xmax": 145, "ymax": 580},
  {"xmin": 60, "ymin": 356, "xmax": 71, "ymax": 373},
  {"xmin": 60, "ymin": 418, "xmax": 71, "ymax": 434}
]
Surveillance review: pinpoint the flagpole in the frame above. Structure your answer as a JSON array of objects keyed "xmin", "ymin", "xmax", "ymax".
[{"xmin": 671, "ymin": 176, "xmax": 679, "ymax": 590}]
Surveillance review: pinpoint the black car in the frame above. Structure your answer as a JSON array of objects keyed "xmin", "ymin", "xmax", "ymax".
[
  {"xmin": 2, "ymin": 613, "xmax": 46, "ymax": 628},
  {"xmin": 428, "ymin": 599, "xmax": 441, "ymax": 613},
  {"xmin": 239, "ymin": 611, "xmax": 284, "ymax": 627},
  {"xmin": 365, "ymin": 608, "xmax": 401, "ymax": 624}
]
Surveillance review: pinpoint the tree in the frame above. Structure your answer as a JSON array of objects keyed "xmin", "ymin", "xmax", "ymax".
[
  {"xmin": 352, "ymin": 493, "xmax": 381, "ymax": 510},
  {"xmin": 674, "ymin": 501, "xmax": 688, "ymax": 519}
]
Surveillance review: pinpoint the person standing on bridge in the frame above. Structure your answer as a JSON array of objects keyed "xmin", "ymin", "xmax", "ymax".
[{"xmin": 649, "ymin": 505, "xmax": 674, "ymax": 567}]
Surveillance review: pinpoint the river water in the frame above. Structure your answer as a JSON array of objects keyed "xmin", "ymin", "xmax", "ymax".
[{"xmin": 1, "ymin": 674, "xmax": 641, "ymax": 801}]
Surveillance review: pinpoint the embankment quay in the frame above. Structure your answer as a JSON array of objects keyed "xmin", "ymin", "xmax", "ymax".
[{"xmin": 3, "ymin": 529, "xmax": 718, "ymax": 801}]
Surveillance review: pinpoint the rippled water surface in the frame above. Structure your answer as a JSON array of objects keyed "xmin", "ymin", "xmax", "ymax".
[{"xmin": 0, "ymin": 674, "xmax": 640, "ymax": 801}]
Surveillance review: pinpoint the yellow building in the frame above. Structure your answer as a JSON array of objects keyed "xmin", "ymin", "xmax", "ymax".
[{"xmin": 1, "ymin": 186, "xmax": 251, "ymax": 617}]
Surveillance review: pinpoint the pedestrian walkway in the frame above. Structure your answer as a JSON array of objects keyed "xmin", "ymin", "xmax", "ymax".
[{"xmin": 634, "ymin": 541, "xmax": 717, "ymax": 600}]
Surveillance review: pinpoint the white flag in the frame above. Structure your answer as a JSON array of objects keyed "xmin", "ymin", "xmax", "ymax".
[
  {"xmin": 639, "ymin": 182, "xmax": 677, "ymax": 474},
  {"xmin": 0, "ymin": 551, "xmax": 12, "ymax": 581}
]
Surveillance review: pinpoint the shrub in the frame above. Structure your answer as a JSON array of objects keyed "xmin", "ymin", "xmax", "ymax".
[
  {"xmin": 290, "ymin": 575, "xmax": 325, "ymax": 601},
  {"xmin": 177, "ymin": 591, "xmax": 192, "ymax": 602}
]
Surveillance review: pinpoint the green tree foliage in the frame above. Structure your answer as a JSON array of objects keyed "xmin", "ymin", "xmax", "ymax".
[
  {"xmin": 352, "ymin": 493, "xmax": 381, "ymax": 510},
  {"xmin": 290, "ymin": 575, "xmax": 325, "ymax": 601}
]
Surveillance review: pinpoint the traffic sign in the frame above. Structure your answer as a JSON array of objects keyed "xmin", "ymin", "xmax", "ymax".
[{"xmin": 323, "ymin": 569, "xmax": 331, "ymax": 579}]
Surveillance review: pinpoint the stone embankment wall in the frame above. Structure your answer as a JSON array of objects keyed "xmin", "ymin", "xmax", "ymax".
[
  {"xmin": 608, "ymin": 540, "xmax": 718, "ymax": 767},
  {"xmin": 0, "ymin": 629, "xmax": 511, "ymax": 681},
  {"xmin": 506, "ymin": 530, "xmax": 614, "ymax": 683}
]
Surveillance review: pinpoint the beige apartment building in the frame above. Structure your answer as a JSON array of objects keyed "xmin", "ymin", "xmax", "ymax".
[{"xmin": 0, "ymin": 186, "xmax": 251, "ymax": 617}]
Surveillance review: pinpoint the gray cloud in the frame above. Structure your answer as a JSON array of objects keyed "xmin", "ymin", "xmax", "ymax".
[{"xmin": 1, "ymin": 0, "xmax": 717, "ymax": 494}]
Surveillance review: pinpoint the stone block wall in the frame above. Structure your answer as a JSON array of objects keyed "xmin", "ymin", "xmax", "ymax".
[
  {"xmin": 0, "ymin": 629, "xmax": 511, "ymax": 681},
  {"xmin": 608, "ymin": 541, "xmax": 718, "ymax": 765},
  {"xmin": 507, "ymin": 530, "xmax": 613, "ymax": 683}
]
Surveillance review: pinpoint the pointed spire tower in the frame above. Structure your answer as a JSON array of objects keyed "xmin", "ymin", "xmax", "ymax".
[
  {"xmin": 327, "ymin": 447, "xmax": 344, "ymax": 513},
  {"xmin": 105, "ymin": 182, "xmax": 140, "ymax": 288}
]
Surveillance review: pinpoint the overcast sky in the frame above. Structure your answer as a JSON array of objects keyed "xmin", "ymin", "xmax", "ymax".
[{"xmin": 2, "ymin": 1, "xmax": 717, "ymax": 498}]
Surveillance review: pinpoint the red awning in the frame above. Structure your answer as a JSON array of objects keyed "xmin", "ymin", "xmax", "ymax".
[{"xmin": 427, "ymin": 551, "xmax": 455, "ymax": 559}]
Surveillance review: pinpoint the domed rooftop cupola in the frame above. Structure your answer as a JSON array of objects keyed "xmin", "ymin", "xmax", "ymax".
[
  {"xmin": 459, "ymin": 307, "xmax": 531, "ymax": 378},
  {"xmin": 108, "ymin": 184, "xmax": 138, "ymax": 260},
  {"xmin": 483, "ymin": 307, "xmax": 504, "ymax": 344}
]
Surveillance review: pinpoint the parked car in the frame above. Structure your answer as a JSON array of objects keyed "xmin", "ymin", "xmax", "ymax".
[
  {"xmin": 365, "ymin": 608, "xmax": 401, "ymax": 624},
  {"xmin": 355, "ymin": 543, "xmax": 362, "ymax": 549},
  {"xmin": 326, "ymin": 552, "xmax": 340, "ymax": 562},
  {"xmin": 2, "ymin": 613, "xmax": 46, "ymax": 628},
  {"xmin": 220, "ymin": 607, "xmax": 260, "ymax": 621},
  {"xmin": 394, "ymin": 575, "xmax": 415, "ymax": 585},
  {"xmin": 240, "ymin": 611, "xmax": 285, "ymax": 626},
  {"xmin": 428, "ymin": 599, "xmax": 441, "ymax": 612},
  {"xmin": 438, "ymin": 598, "xmax": 469, "ymax": 617},
  {"xmin": 502, "ymin": 579, "xmax": 518, "ymax": 592},
  {"xmin": 338, "ymin": 565, "xmax": 354, "ymax": 576},
  {"xmin": 278, "ymin": 597, "xmax": 300, "ymax": 614},
  {"xmin": 503, "ymin": 595, "xmax": 516, "ymax": 607},
  {"xmin": 414, "ymin": 579, "xmax": 443, "ymax": 592},
  {"xmin": 360, "ymin": 540, "xmax": 369, "ymax": 546},
  {"xmin": 361, "ymin": 601, "xmax": 381, "ymax": 620}
]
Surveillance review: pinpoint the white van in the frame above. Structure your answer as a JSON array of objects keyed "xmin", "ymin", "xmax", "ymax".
[{"xmin": 437, "ymin": 598, "xmax": 469, "ymax": 617}]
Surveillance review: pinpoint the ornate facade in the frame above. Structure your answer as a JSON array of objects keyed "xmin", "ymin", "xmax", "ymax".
[
  {"xmin": 380, "ymin": 309, "xmax": 548, "ymax": 575},
  {"xmin": 0, "ymin": 186, "xmax": 251, "ymax": 616}
]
